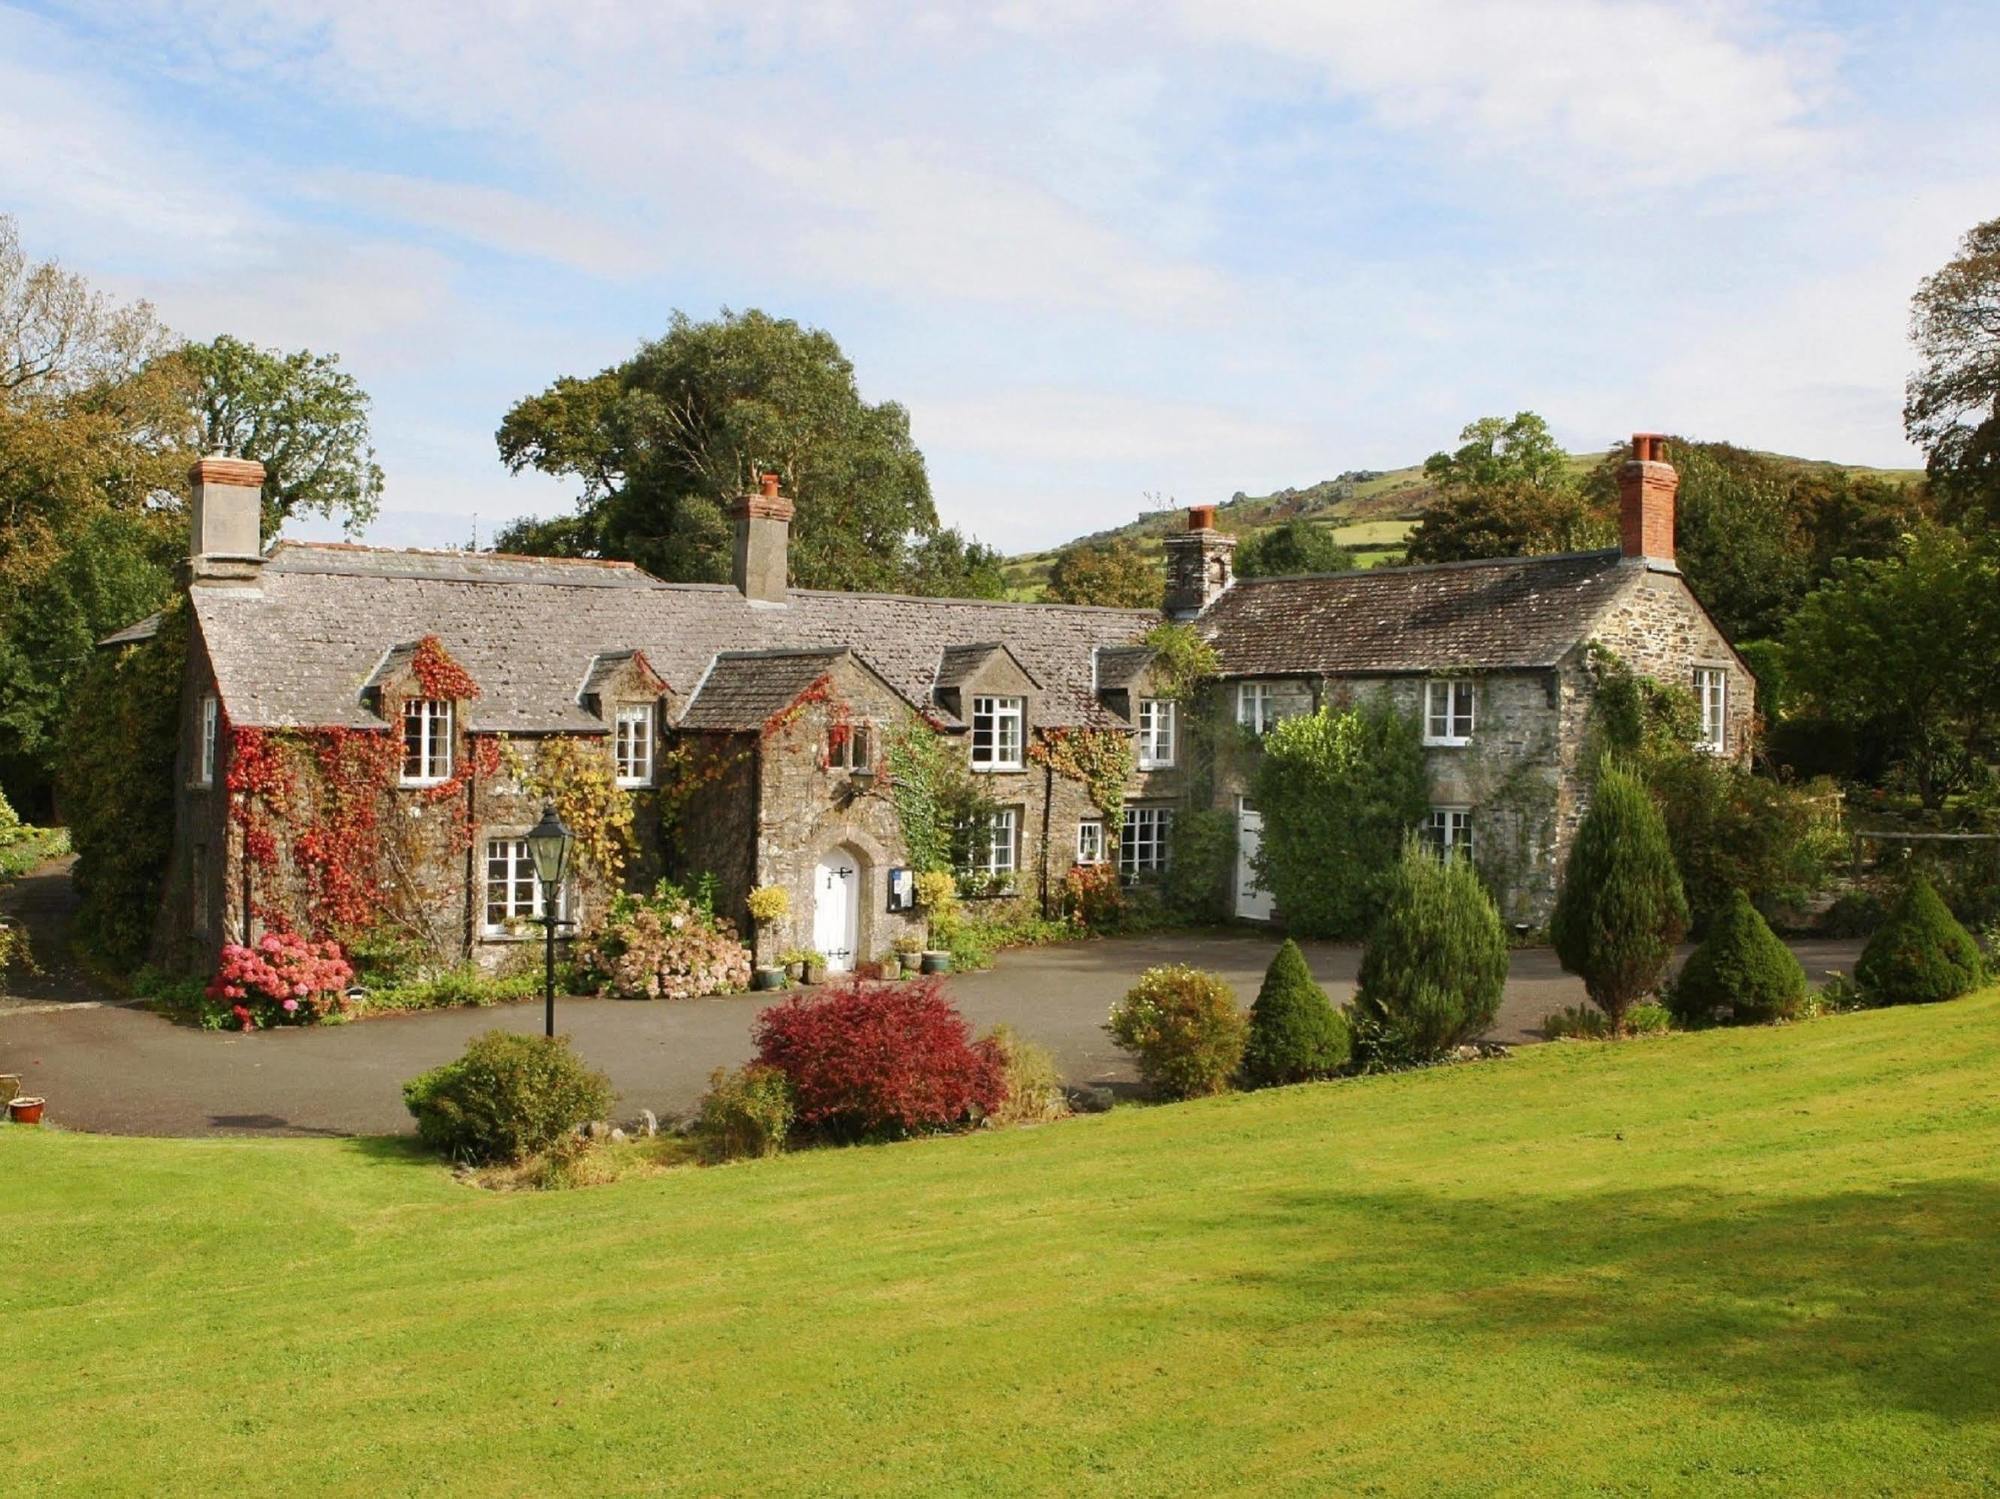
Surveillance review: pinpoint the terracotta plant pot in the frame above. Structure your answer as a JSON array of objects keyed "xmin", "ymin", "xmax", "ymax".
[
  {"xmin": 920, "ymin": 950, "xmax": 953, "ymax": 975},
  {"xmin": 8, "ymin": 1097, "xmax": 46, "ymax": 1126},
  {"xmin": 876, "ymin": 959, "xmax": 902, "ymax": 982}
]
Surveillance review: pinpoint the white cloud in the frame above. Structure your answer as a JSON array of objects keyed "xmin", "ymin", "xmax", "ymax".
[{"xmin": 1174, "ymin": 0, "xmax": 1841, "ymax": 186}]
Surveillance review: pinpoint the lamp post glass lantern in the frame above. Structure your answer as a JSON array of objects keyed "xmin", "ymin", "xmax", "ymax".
[{"xmin": 526, "ymin": 803, "xmax": 574, "ymax": 1038}]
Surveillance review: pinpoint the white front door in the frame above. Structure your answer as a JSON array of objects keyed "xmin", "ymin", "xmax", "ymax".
[
  {"xmin": 813, "ymin": 853, "xmax": 860, "ymax": 972},
  {"xmin": 1235, "ymin": 797, "xmax": 1274, "ymax": 921}
]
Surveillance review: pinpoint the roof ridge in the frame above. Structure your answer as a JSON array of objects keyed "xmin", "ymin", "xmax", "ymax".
[
  {"xmin": 272, "ymin": 540, "xmax": 642, "ymax": 571},
  {"xmin": 1224, "ymin": 547, "xmax": 1621, "ymax": 587}
]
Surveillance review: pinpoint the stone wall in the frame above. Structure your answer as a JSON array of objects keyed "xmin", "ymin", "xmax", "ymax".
[{"xmin": 1589, "ymin": 563, "xmax": 1757, "ymax": 762}]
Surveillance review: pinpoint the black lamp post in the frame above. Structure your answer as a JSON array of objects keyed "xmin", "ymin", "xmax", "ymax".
[{"xmin": 525, "ymin": 802, "xmax": 574, "ymax": 1039}]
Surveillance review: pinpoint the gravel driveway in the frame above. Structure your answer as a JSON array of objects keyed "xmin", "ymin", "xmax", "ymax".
[{"xmin": 1, "ymin": 928, "xmax": 1862, "ymax": 1138}]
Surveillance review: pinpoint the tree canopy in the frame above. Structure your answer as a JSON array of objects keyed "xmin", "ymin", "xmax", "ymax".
[
  {"xmin": 0, "ymin": 215, "xmax": 383, "ymax": 812},
  {"xmin": 1404, "ymin": 412, "xmax": 1604, "ymax": 564},
  {"xmin": 1234, "ymin": 517, "xmax": 1354, "ymax": 578},
  {"xmin": 1044, "ymin": 539, "xmax": 1161, "ymax": 608},
  {"xmin": 1905, "ymin": 214, "xmax": 2000, "ymax": 526},
  {"xmin": 495, "ymin": 309, "xmax": 995, "ymax": 596}
]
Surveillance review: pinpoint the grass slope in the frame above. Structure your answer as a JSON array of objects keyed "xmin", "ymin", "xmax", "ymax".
[{"xmin": 7, "ymin": 993, "xmax": 1999, "ymax": 1495}]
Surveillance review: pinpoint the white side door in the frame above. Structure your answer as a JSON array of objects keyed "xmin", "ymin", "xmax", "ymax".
[
  {"xmin": 813, "ymin": 854, "xmax": 859, "ymax": 972},
  {"xmin": 1235, "ymin": 797, "xmax": 1274, "ymax": 922}
]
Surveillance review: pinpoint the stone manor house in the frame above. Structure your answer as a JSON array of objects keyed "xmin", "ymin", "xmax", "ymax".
[{"xmin": 127, "ymin": 435, "xmax": 1751, "ymax": 975}]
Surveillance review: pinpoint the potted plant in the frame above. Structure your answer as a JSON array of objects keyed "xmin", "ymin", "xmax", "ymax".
[
  {"xmin": 751, "ymin": 964, "xmax": 788, "ymax": 992},
  {"xmin": 894, "ymin": 933, "xmax": 923, "ymax": 973},
  {"xmin": 8, "ymin": 1096, "xmax": 45, "ymax": 1126},
  {"xmin": 921, "ymin": 949, "xmax": 954, "ymax": 975},
  {"xmin": 913, "ymin": 870, "xmax": 959, "ymax": 977},
  {"xmin": 746, "ymin": 885, "xmax": 791, "ymax": 992},
  {"xmin": 802, "ymin": 951, "xmax": 829, "ymax": 985}
]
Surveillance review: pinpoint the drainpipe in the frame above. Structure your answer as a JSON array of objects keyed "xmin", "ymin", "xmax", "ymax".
[{"xmin": 1039, "ymin": 762, "xmax": 1054, "ymax": 918}]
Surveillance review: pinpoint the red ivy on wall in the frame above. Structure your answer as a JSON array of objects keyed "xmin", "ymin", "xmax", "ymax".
[{"xmin": 410, "ymin": 634, "xmax": 481, "ymax": 702}]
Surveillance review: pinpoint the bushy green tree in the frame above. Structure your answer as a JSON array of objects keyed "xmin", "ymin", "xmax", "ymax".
[
  {"xmin": 1353, "ymin": 838, "xmax": 1508, "ymax": 1063},
  {"xmin": 1667, "ymin": 889, "xmax": 1808, "ymax": 1026},
  {"xmin": 1854, "ymin": 874, "xmax": 1985, "ymax": 1006},
  {"xmin": 1405, "ymin": 412, "xmax": 1603, "ymax": 564},
  {"xmin": 1250, "ymin": 699, "xmax": 1429, "ymax": 938},
  {"xmin": 1905, "ymin": 213, "xmax": 2000, "ymax": 527},
  {"xmin": 1551, "ymin": 761, "xmax": 1690, "ymax": 1031},
  {"xmin": 1242, "ymin": 939, "xmax": 1351, "ymax": 1085},
  {"xmin": 496, "ymin": 309, "xmax": 963, "ymax": 594},
  {"xmin": 1235, "ymin": 517, "xmax": 1354, "ymax": 578},
  {"xmin": 1045, "ymin": 539, "xmax": 1161, "ymax": 608},
  {"xmin": 1784, "ymin": 527, "xmax": 2000, "ymax": 809}
]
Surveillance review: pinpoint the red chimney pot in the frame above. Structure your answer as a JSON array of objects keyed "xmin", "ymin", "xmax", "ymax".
[
  {"xmin": 759, "ymin": 471, "xmax": 781, "ymax": 499},
  {"xmin": 1187, "ymin": 504, "xmax": 1217, "ymax": 532}
]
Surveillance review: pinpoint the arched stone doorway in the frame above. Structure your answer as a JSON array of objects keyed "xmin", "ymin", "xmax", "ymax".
[{"xmin": 812, "ymin": 844, "xmax": 868, "ymax": 973}]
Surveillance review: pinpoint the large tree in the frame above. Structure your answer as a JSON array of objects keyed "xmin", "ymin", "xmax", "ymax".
[
  {"xmin": 1784, "ymin": 526, "xmax": 2000, "ymax": 809},
  {"xmin": 0, "ymin": 217, "xmax": 383, "ymax": 812},
  {"xmin": 1234, "ymin": 516, "xmax": 1354, "ymax": 578},
  {"xmin": 1905, "ymin": 214, "xmax": 2000, "ymax": 526},
  {"xmin": 496, "ymin": 309, "xmax": 967, "ymax": 594},
  {"xmin": 1044, "ymin": 539, "xmax": 1161, "ymax": 608},
  {"xmin": 183, "ymin": 334, "xmax": 383, "ymax": 533},
  {"xmin": 1404, "ymin": 411, "xmax": 1604, "ymax": 564}
]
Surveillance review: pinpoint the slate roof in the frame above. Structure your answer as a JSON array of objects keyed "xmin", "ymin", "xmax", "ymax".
[
  {"xmin": 188, "ymin": 541, "xmax": 1158, "ymax": 733},
  {"xmin": 1092, "ymin": 644, "xmax": 1157, "ymax": 691},
  {"xmin": 1196, "ymin": 549, "xmax": 1637, "ymax": 676},
  {"xmin": 98, "ymin": 612, "xmax": 163, "ymax": 648},
  {"xmin": 677, "ymin": 649, "xmax": 851, "ymax": 731}
]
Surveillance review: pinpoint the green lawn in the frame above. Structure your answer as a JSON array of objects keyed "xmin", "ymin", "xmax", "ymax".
[{"xmin": 7, "ymin": 994, "xmax": 2000, "ymax": 1495}]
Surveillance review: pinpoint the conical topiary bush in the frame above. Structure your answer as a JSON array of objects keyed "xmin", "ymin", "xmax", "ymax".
[
  {"xmin": 1353, "ymin": 837, "xmax": 1508, "ymax": 1064},
  {"xmin": 1241, "ymin": 939, "xmax": 1351, "ymax": 1086},
  {"xmin": 1854, "ymin": 874, "xmax": 1985, "ymax": 1006},
  {"xmin": 1667, "ymin": 888, "xmax": 1807, "ymax": 1026},
  {"xmin": 1551, "ymin": 760, "xmax": 1690, "ymax": 1031}
]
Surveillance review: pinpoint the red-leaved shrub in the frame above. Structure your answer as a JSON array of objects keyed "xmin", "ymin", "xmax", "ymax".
[
  {"xmin": 207, "ymin": 932, "xmax": 354, "ymax": 1031},
  {"xmin": 751, "ymin": 976, "xmax": 1008, "ymax": 1139}
]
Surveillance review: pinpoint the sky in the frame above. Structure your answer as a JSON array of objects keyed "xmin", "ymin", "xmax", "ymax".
[{"xmin": 2, "ymin": 1, "xmax": 1995, "ymax": 555}]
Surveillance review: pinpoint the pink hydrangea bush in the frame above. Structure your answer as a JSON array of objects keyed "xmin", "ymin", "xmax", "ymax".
[
  {"xmin": 206, "ymin": 932, "xmax": 355, "ymax": 1031},
  {"xmin": 577, "ymin": 881, "xmax": 753, "ymax": 1001}
]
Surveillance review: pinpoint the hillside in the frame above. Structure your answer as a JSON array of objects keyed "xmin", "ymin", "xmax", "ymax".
[
  {"xmin": 6, "ymin": 991, "xmax": 1999, "ymax": 1494},
  {"xmin": 1001, "ymin": 448, "xmax": 1924, "ymax": 600}
]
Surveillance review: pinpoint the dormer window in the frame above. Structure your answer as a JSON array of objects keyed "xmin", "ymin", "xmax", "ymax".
[
  {"xmin": 1424, "ymin": 679, "xmax": 1475, "ymax": 747},
  {"xmin": 971, "ymin": 695, "xmax": 1024, "ymax": 771},
  {"xmin": 614, "ymin": 704, "xmax": 654, "ymax": 787},
  {"xmin": 401, "ymin": 699, "xmax": 453, "ymax": 785}
]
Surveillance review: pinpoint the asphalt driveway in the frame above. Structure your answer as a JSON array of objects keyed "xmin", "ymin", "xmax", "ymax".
[{"xmin": 1, "ymin": 930, "xmax": 1862, "ymax": 1138}]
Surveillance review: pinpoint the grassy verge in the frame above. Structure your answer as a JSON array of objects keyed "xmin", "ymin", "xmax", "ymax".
[{"xmin": 5, "ymin": 992, "xmax": 1999, "ymax": 1494}]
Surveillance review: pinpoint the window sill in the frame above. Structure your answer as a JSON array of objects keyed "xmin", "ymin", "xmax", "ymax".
[
  {"xmin": 400, "ymin": 777, "xmax": 452, "ymax": 789},
  {"xmin": 1422, "ymin": 737, "xmax": 1473, "ymax": 749},
  {"xmin": 615, "ymin": 778, "xmax": 653, "ymax": 790},
  {"xmin": 970, "ymin": 764, "xmax": 1027, "ymax": 775}
]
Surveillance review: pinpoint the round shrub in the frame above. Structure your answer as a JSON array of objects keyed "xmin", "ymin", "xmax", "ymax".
[
  {"xmin": 752, "ymin": 976, "xmax": 1007, "ymax": 1140},
  {"xmin": 1551, "ymin": 760, "xmax": 1689, "ymax": 1030},
  {"xmin": 403, "ymin": 1030, "xmax": 614, "ymax": 1164},
  {"xmin": 1353, "ymin": 839, "xmax": 1508, "ymax": 1064},
  {"xmin": 1855, "ymin": 875, "xmax": 1985, "ymax": 1006},
  {"xmin": 1242, "ymin": 939, "xmax": 1351, "ymax": 1086},
  {"xmin": 694, "ymin": 1064, "xmax": 795, "ymax": 1162},
  {"xmin": 983, "ymin": 1023, "xmax": 1069, "ymax": 1125},
  {"xmin": 1668, "ymin": 888, "xmax": 1808, "ymax": 1026},
  {"xmin": 1106, "ymin": 965, "xmax": 1247, "ymax": 1099}
]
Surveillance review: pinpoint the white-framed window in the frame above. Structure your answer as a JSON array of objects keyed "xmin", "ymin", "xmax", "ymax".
[
  {"xmin": 964, "ymin": 806, "xmax": 1018, "ymax": 877},
  {"xmin": 483, "ymin": 836, "xmax": 573, "ymax": 935},
  {"xmin": 401, "ymin": 699, "xmax": 453, "ymax": 785},
  {"xmin": 1076, "ymin": 818, "xmax": 1105, "ymax": 866},
  {"xmin": 1237, "ymin": 681, "xmax": 1288, "ymax": 735},
  {"xmin": 1119, "ymin": 805, "xmax": 1173, "ymax": 879},
  {"xmin": 970, "ymin": 695, "xmax": 1024, "ymax": 771},
  {"xmin": 1136, "ymin": 698, "xmax": 1176, "ymax": 769},
  {"xmin": 1422, "ymin": 807, "xmax": 1474, "ymax": 863},
  {"xmin": 1694, "ymin": 668, "xmax": 1727, "ymax": 754},
  {"xmin": 614, "ymin": 703, "xmax": 654, "ymax": 787},
  {"xmin": 1424, "ymin": 679, "xmax": 1476, "ymax": 746},
  {"xmin": 825, "ymin": 721, "xmax": 874, "ymax": 772},
  {"xmin": 197, "ymin": 694, "xmax": 219, "ymax": 787}
]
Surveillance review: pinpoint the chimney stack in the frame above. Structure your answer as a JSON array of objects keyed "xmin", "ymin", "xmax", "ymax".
[
  {"xmin": 186, "ymin": 454, "xmax": 267, "ymax": 585},
  {"xmin": 1162, "ymin": 504, "xmax": 1235, "ymax": 619},
  {"xmin": 1619, "ymin": 433, "xmax": 1676, "ymax": 565},
  {"xmin": 732, "ymin": 471, "xmax": 794, "ymax": 604}
]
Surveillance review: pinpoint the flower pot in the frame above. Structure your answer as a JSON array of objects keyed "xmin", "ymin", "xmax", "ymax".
[
  {"xmin": 875, "ymin": 959, "xmax": 902, "ymax": 982},
  {"xmin": 920, "ymin": 950, "xmax": 953, "ymax": 975},
  {"xmin": 8, "ymin": 1097, "xmax": 46, "ymax": 1126},
  {"xmin": 751, "ymin": 966, "xmax": 787, "ymax": 992},
  {"xmin": 803, "ymin": 962, "xmax": 827, "ymax": 986},
  {"xmin": 897, "ymin": 951, "xmax": 921, "ymax": 974}
]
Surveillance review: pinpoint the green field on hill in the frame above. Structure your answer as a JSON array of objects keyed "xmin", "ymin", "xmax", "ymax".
[{"xmin": 7, "ymin": 991, "xmax": 1998, "ymax": 1495}]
